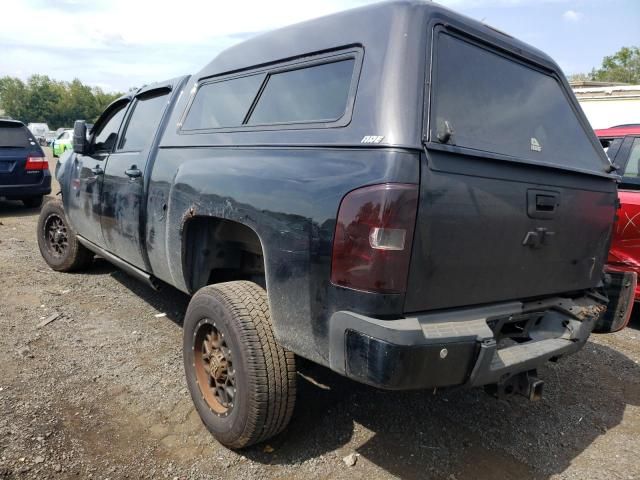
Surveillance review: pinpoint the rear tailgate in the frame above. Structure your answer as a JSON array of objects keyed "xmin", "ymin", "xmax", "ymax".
[
  {"xmin": 0, "ymin": 123, "xmax": 45, "ymax": 186},
  {"xmin": 405, "ymin": 29, "xmax": 617, "ymax": 313},
  {"xmin": 405, "ymin": 153, "xmax": 616, "ymax": 311},
  {"xmin": 0, "ymin": 147, "xmax": 30, "ymax": 184}
]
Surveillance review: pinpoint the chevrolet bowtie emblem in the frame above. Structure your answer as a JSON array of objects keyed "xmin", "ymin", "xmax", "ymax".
[{"xmin": 522, "ymin": 227, "xmax": 555, "ymax": 249}]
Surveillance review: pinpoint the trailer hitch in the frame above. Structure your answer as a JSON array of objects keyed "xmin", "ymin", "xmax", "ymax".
[{"xmin": 485, "ymin": 370, "xmax": 544, "ymax": 401}]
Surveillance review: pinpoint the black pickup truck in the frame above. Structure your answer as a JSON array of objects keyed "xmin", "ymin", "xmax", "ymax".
[{"xmin": 38, "ymin": 0, "xmax": 627, "ymax": 448}]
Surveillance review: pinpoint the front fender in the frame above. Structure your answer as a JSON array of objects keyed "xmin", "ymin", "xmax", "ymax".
[{"xmin": 55, "ymin": 149, "xmax": 75, "ymax": 190}]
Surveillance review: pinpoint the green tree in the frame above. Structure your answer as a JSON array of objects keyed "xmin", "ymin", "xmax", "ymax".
[
  {"xmin": 568, "ymin": 72, "xmax": 592, "ymax": 83},
  {"xmin": 0, "ymin": 77, "xmax": 27, "ymax": 120},
  {"xmin": 592, "ymin": 46, "xmax": 640, "ymax": 84},
  {"xmin": 22, "ymin": 75, "xmax": 65, "ymax": 126},
  {"xmin": 65, "ymin": 79, "xmax": 98, "ymax": 125},
  {"xmin": 92, "ymin": 87, "xmax": 122, "ymax": 114},
  {"xmin": 0, "ymin": 75, "xmax": 125, "ymax": 129}
]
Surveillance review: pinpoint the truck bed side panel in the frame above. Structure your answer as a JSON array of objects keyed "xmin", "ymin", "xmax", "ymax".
[{"xmin": 146, "ymin": 147, "xmax": 420, "ymax": 364}]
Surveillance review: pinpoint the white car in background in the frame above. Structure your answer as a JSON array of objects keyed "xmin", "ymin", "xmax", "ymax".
[{"xmin": 27, "ymin": 122, "xmax": 50, "ymax": 145}]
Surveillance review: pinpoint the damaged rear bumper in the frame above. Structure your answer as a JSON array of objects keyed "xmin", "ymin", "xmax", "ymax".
[{"xmin": 328, "ymin": 294, "xmax": 607, "ymax": 390}]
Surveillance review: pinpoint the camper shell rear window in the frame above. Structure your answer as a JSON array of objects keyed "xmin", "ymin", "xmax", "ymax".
[{"xmin": 429, "ymin": 31, "xmax": 608, "ymax": 174}]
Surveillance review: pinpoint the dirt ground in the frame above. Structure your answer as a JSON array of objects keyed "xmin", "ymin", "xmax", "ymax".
[{"xmin": 1, "ymin": 151, "xmax": 639, "ymax": 480}]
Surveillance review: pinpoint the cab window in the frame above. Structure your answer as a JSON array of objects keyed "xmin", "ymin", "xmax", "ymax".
[
  {"xmin": 119, "ymin": 89, "xmax": 170, "ymax": 151},
  {"xmin": 93, "ymin": 103, "xmax": 129, "ymax": 152}
]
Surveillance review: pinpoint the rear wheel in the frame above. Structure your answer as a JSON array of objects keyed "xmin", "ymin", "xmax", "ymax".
[
  {"xmin": 22, "ymin": 195, "xmax": 43, "ymax": 208},
  {"xmin": 183, "ymin": 281, "xmax": 297, "ymax": 449},
  {"xmin": 36, "ymin": 199, "xmax": 93, "ymax": 272}
]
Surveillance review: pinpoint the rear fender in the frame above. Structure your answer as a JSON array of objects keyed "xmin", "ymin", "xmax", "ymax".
[{"xmin": 167, "ymin": 181, "xmax": 313, "ymax": 358}]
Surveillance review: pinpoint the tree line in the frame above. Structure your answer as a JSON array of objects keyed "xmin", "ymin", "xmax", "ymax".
[
  {"xmin": 0, "ymin": 75, "xmax": 124, "ymax": 130},
  {"xmin": 569, "ymin": 46, "xmax": 639, "ymax": 84}
]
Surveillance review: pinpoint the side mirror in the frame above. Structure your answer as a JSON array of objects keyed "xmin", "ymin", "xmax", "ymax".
[{"xmin": 73, "ymin": 120, "xmax": 88, "ymax": 154}]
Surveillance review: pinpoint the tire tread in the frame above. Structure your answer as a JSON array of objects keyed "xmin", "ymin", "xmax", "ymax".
[
  {"xmin": 36, "ymin": 199, "xmax": 93, "ymax": 272},
  {"xmin": 190, "ymin": 281, "xmax": 296, "ymax": 448}
]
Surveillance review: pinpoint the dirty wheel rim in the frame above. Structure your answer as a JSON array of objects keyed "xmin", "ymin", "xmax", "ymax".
[
  {"xmin": 193, "ymin": 320, "xmax": 236, "ymax": 416},
  {"xmin": 44, "ymin": 214, "xmax": 69, "ymax": 259}
]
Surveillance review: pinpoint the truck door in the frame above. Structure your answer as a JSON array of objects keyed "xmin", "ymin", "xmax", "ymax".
[
  {"xmin": 100, "ymin": 87, "xmax": 172, "ymax": 270},
  {"xmin": 65, "ymin": 99, "xmax": 130, "ymax": 247}
]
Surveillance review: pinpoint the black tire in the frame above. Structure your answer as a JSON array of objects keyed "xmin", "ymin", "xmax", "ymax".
[
  {"xmin": 183, "ymin": 281, "xmax": 297, "ymax": 449},
  {"xmin": 36, "ymin": 199, "xmax": 94, "ymax": 272},
  {"xmin": 22, "ymin": 196, "xmax": 43, "ymax": 208}
]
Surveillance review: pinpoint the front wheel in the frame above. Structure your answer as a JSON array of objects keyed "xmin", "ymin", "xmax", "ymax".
[
  {"xmin": 36, "ymin": 199, "xmax": 94, "ymax": 272},
  {"xmin": 183, "ymin": 281, "xmax": 297, "ymax": 449}
]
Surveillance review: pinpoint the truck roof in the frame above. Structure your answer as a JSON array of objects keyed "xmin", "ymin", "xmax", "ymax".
[
  {"xmin": 158, "ymin": 0, "xmax": 567, "ymax": 151},
  {"xmin": 197, "ymin": 0, "xmax": 558, "ymax": 80}
]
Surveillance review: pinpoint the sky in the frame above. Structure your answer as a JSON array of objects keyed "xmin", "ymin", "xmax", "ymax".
[{"xmin": 1, "ymin": 0, "xmax": 639, "ymax": 92}]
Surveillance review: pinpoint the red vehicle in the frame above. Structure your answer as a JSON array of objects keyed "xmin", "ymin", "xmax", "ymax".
[{"xmin": 597, "ymin": 125, "xmax": 640, "ymax": 318}]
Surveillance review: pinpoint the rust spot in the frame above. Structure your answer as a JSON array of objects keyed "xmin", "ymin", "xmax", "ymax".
[
  {"xmin": 181, "ymin": 206, "xmax": 197, "ymax": 225},
  {"xmin": 574, "ymin": 304, "xmax": 607, "ymax": 321}
]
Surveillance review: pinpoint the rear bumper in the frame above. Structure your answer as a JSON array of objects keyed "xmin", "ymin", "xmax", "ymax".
[
  {"xmin": 329, "ymin": 294, "xmax": 606, "ymax": 390},
  {"xmin": 0, "ymin": 173, "xmax": 51, "ymax": 198}
]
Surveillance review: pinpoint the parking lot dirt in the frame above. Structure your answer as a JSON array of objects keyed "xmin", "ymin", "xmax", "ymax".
[{"xmin": 1, "ymin": 151, "xmax": 639, "ymax": 480}]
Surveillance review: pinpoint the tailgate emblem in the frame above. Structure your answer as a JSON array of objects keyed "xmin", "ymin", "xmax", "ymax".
[
  {"xmin": 530, "ymin": 137, "xmax": 542, "ymax": 152},
  {"xmin": 522, "ymin": 227, "xmax": 555, "ymax": 249}
]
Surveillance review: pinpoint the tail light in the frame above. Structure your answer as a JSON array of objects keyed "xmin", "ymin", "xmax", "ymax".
[
  {"xmin": 25, "ymin": 156, "xmax": 48, "ymax": 171},
  {"xmin": 331, "ymin": 183, "xmax": 419, "ymax": 294}
]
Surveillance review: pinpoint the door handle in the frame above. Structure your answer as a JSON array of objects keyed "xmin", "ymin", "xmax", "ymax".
[
  {"xmin": 125, "ymin": 166, "xmax": 142, "ymax": 178},
  {"xmin": 527, "ymin": 189, "xmax": 560, "ymax": 219},
  {"xmin": 91, "ymin": 165, "xmax": 104, "ymax": 175},
  {"xmin": 535, "ymin": 194, "xmax": 558, "ymax": 213}
]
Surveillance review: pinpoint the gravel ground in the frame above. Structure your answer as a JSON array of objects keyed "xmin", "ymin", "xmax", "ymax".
[{"xmin": 0, "ymin": 151, "xmax": 639, "ymax": 479}]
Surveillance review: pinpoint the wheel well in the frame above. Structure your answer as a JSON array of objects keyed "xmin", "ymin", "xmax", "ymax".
[{"xmin": 183, "ymin": 217, "xmax": 266, "ymax": 292}]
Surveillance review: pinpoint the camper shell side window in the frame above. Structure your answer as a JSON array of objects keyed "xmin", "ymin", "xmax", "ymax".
[{"xmin": 179, "ymin": 48, "xmax": 363, "ymax": 134}]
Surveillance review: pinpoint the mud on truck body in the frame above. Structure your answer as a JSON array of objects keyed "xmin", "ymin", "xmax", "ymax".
[{"xmin": 38, "ymin": 0, "xmax": 632, "ymax": 448}]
